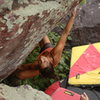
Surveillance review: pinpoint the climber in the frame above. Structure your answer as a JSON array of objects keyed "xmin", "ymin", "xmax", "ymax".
[{"xmin": 12, "ymin": 5, "xmax": 78, "ymax": 80}]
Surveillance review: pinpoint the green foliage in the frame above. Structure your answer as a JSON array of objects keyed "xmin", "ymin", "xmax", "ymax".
[
  {"xmin": 80, "ymin": 0, "xmax": 86, "ymax": 6},
  {"xmin": 20, "ymin": 31, "xmax": 72, "ymax": 91},
  {"xmin": 20, "ymin": 76, "xmax": 55, "ymax": 91},
  {"xmin": 67, "ymin": 36, "xmax": 72, "ymax": 41},
  {"xmin": 48, "ymin": 32, "xmax": 60, "ymax": 46}
]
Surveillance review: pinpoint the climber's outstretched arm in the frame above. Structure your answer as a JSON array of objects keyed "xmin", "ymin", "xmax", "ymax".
[{"xmin": 51, "ymin": 8, "xmax": 77, "ymax": 66}]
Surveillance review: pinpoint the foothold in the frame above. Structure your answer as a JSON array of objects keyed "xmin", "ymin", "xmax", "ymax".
[
  {"xmin": 5, "ymin": 37, "xmax": 10, "ymax": 40},
  {"xmin": 0, "ymin": 46, "xmax": 3, "ymax": 49},
  {"xmin": 1, "ymin": 27, "xmax": 5, "ymax": 31}
]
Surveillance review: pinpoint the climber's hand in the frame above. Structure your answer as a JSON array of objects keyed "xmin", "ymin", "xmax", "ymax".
[{"xmin": 71, "ymin": 7, "xmax": 78, "ymax": 17}]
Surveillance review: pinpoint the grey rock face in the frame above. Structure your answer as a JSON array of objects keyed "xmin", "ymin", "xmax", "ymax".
[
  {"xmin": 0, "ymin": 84, "xmax": 51, "ymax": 100},
  {"xmin": 71, "ymin": 0, "xmax": 100, "ymax": 46},
  {"xmin": 0, "ymin": 0, "xmax": 79, "ymax": 81}
]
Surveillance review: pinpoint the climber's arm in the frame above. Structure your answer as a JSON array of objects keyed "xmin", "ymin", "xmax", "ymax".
[
  {"xmin": 15, "ymin": 61, "xmax": 40, "ymax": 79},
  {"xmin": 51, "ymin": 8, "xmax": 77, "ymax": 66},
  {"xmin": 17, "ymin": 60, "xmax": 39, "ymax": 70},
  {"xmin": 16, "ymin": 69, "xmax": 39, "ymax": 79}
]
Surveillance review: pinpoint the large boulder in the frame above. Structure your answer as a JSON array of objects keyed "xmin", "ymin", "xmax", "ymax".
[
  {"xmin": 71, "ymin": 0, "xmax": 100, "ymax": 46},
  {"xmin": 0, "ymin": 84, "xmax": 51, "ymax": 100},
  {"xmin": 0, "ymin": 0, "xmax": 79, "ymax": 81}
]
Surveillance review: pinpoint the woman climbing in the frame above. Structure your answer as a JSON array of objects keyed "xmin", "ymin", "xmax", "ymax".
[{"xmin": 11, "ymin": 4, "xmax": 79, "ymax": 80}]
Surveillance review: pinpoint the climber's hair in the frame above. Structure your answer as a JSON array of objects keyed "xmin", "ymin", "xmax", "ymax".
[{"xmin": 39, "ymin": 62, "xmax": 57, "ymax": 79}]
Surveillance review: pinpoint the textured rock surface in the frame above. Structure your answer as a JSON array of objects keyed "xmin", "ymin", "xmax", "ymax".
[
  {"xmin": 0, "ymin": 0, "xmax": 79, "ymax": 81},
  {"xmin": 0, "ymin": 84, "xmax": 51, "ymax": 100},
  {"xmin": 52, "ymin": 0, "xmax": 100, "ymax": 49},
  {"xmin": 70, "ymin": 0, "xmax": 100, "ymax": 46}
]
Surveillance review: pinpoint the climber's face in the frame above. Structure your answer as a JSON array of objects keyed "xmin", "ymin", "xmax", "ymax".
[
  {"xmin": 38, "ymin": 51, "xmax": 53, "ymax": 70},
  {"xmin": 37, "ymin": 52, "xmax": 54, "ymax": 78},
  {"xmin": 38, "ymin": 55, "xmax": 50, "ymax": 69}
]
